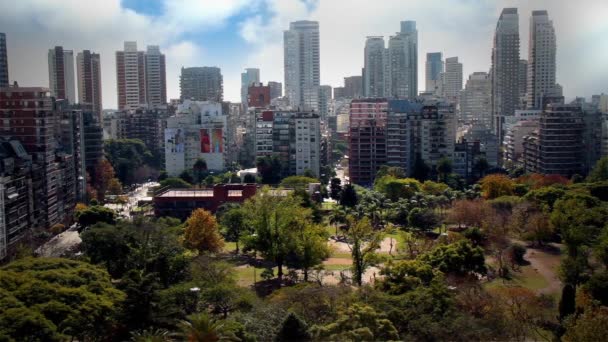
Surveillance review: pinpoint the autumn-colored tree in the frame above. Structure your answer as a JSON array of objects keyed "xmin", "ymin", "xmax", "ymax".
[
  {"xmin": 94, "ymin": 158, "xmax": 117, "ymax": 203},
  {"xmin": 515, "ymin": 173, "xmax": 570, "ymax": 189},
  {"xmin": 183, "ymin": 209, "xmax": 225, "ymax": 254},
  {"xmin": 447, "ymin": 199, "xmax": 488, "ymax": 228},
  {"xmin": 107, "ymin": 178, "xmax": 123, "ymax": 195},
  {"xmin": 479, "ymin": 174, "xmax": 514, "ymax": 199}
]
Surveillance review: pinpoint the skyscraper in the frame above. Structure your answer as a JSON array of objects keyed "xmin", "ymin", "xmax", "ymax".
[
  {"xmin": 518, "ymin": 59, "xmax": 528, "ymax": 101},
  {"xmin": 144, "ymin": 45, "xmax": 167, "ymax": 107},
  {"xmin": 0, "ymin": 33, "xmax": 8, "ymax": 87},
  {"xmin": 76, "ymin": 50, "xmax": 102, "ymax": 118},
  {"xmin": 387, "ymin": 21, "xmax": 418, "ymax": 98},
  {"xmin": 241, "ymin": 68, "xmax": 260, "ymax": 110},
  {"xmin": 363, "ymin": 36, "xmax": 387, "ymax": 98},
  {"xmin": 48, "ymin": 46, "xmax": 76, "ymax": 103},
  {"xmin": 284, "ymin": 21, "xmax": 320, "ymax": 111},
  {"xmin": 318, "ymin": 85, "xmax": 332, "ymax": 117},
  {"xmin": 491, "ymin": 8, "xmax": 520, "ymax": 144},
  {"xmin": 442, "ymin": 57, "xmax": 463, "ymax": 103},
  {"xmin": 526, "ymin": 10, "xmax": 557, "ymax": 109},
  {"xmin": 268, "ymin": 81, "xmax": 282, "ymax": 100},
  {"xmin": 344, "ymin": 76, "xmax": 362, "ymax": 99},
  {"xmin": 460, "ymin": 72, "xmax": 491, "ymax": 127},
  {"xmin": 179, "ymin": 67, "xmax": 223, "ymax": 102},
  {"xmin": 425, "ymin": 52, "xmax": 443, "ymax": 93},
  {"xmin": 116, "ymin": 41, "xmax": 146, "ymax": 110}
]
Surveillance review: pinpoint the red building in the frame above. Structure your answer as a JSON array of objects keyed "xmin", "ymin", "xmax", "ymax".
[
  {"xmin": 154, "ymin": 184, "xmax": 258, "ymax": 219},
  {"xmin": 248, "ymin": 83, "xmax": 271, "ymax": 108}
]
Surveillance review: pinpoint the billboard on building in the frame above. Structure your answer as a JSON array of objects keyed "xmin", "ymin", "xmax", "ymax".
[
  {"xmin": 200, "ymin": 129, "xmax": 210, "ymax": 153},
  {"xmin": 211, "ymin": 128, "xmax": 223, "ymax": 153},
  {"xmin": 165, "ymin": 128, "xmax": 184, "ymax": 153}
]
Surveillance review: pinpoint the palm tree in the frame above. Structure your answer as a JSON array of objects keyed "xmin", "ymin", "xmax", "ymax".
[
  {"xmin": 130, "ymin": 328, "xmax": 172, "ymax": 342},
  {"xmin": 176, "ymin": 313, "xmax": 239, "ymax": 342}
]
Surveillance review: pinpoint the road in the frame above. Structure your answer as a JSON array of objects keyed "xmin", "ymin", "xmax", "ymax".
[
  {"xmin": 105, "ymin": 181, "xmax": 158, "ymax": 219},
  {"xmin": 36, "ymin": 224, "xmax": 81, "ymax": 257}
]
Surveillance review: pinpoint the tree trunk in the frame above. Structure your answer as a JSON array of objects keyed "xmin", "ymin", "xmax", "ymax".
[
  {"xmin": 304, "ymin": 267, "xmax": 309, "ymax": 282},
  {"xmin": 277, "ymin": 261, "xmax": 283, "ymax": 283},
  {"xmin": 235, "ymin": 240, "xmax": 239, "ymax": 254}
]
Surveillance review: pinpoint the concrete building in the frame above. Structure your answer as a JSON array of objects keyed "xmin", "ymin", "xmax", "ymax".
[
  {"xmin": 504, "ymin": 120, "xmax": 539, "ymax": 166},
  {"xmin": 462, "ymin": 123, "xmax": 499, "ymax": 167},
  {"xmin": 526, "ymin": 11, "xmax": 557, "ymax": 109},
  {"xmin": 442, "ymin": 57, "xmax": 463, "ymax": 104},
  {"xmin": 165, "ymin": 101, "xmax": 226, "ymax": 176},
  {"xmin": 523, "ymin": 105, "xmax": 585, "ymax": 176},
  {"xmin": 180, "ymin": 67, "xmax": 223, "ymax": 102},
  {"xmin": 318, "ymin": 85, "xmax": 332, "ymax": 118},
  {"xmin": 284, "ymin": 21, "xmax": 320, "ymax": 111},
  {"xmin": 255, "ymin": 110, "xmax": 321, "ymax": 177},
  {"xmin": 349, "ymin": 98, "xmax": 388, "ymax": 185},
  {"xmin": 344, "ymin": 76, "xmax": 362, "ymax": 99},
  {"xmin": 0, "ymin": 87, "xmax": 77, "ymax": 231},
  {"xmin": 363, "ymin": 36, "xmax": 387, "ymax": 98},
  {"xmin": 0, "ymin": 33, "xmax": 8, "ymax": 87},
  {"xmin": 247, "ymin": 83, "xmax": 270, "ymax": 108},
  {"xmin": 76, "ymin": 50, "xmax": 102, "ymax": 119},
  {"xmin": 491, "ymin": 8, "xmax": 520, "ymax": 146},
  {"xmin": 268, "ymin": 81, "xmax": 282, "ymax": 100},
  {"xmin": 518, "ymin": 59, "xmax": 528, "ymax": 106},
  {"xmin": 333, "ymin": 87, "xmax": 346, "ymax": 100},
  {"xmin": 387, "ymin": 21, "xmax": 418, "ymax": 99},
  {"xmin": 48, "ymin": 46, "xmax": 76, "ymax": 104},
  {"xmin": 426, "ymin": 52, "xmax": 443, "ymax": 94},
  {"xmin": 144, "ymin": 46, "xmax": 167, "ymax": 108},
  {"xmin": 241, "ymin": 68, "xmax": 260, "ymax": 111},
  {"xmin": 460, "ymin": 72, "xmax": 491, "ymax": 126},
  {"xmin": 116, "ymin": 42, "xmax": 146, "ymax": 110},
  {"xmin": 0, "ymin": 139, "xmax": 34, "ymax": 259}
]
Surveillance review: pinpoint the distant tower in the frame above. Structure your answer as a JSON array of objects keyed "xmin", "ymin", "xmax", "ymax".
[
  {"xmin": 48, "ymin": 46, "xmax": 76, "ymax": 103},
  {"xmin": 284, "ymin": 21, "xmax": 320, "ymax": 111},
  {"xmin": 241, "ymin": 68, "xmax": 260, "ymax": 110},
  {"xmin": 363, "ymin": 36, "xmax": 387, "ymax": 98},
  {"xmin": 425, "ymin": 52, "xmax": 443, "ymax": 93},
  {"xmin": 443, "ymin": 57, "xmax": 463, "ymax": 103},
  {"xmin": 0, "ymin": 33, "xmax": 8, "ymax": 87},
  {"xmin": 76, "ymin": 50, "xmax": 102, "ymax": 118},
  {"xmin": 526, "ymin": 10, "xmax": 557, "ymax": 109},
  {"xmin": 144, "ymin": 45, "xmax": 167, "ymax": 107},
  {"xmin": 491, "ymin": 8, "xmax": 520, "ymax": 143}
]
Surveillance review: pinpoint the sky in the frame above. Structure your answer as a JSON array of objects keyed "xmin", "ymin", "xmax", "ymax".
[{"xmin": 1, "ymin": 0, "xmax": 607, "ymax": 109}]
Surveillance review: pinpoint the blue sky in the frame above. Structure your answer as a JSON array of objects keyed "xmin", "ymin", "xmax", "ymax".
[{"xmin": 1, "ymin": 0, "xmax": 606, "ymax": 108}]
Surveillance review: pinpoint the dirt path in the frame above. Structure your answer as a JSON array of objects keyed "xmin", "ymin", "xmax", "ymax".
[
  {"xmin": 36, "ymin": 229, "xmax": 81, "ymax": 257},
  {"xmin": 524, "ymin": 245, "xmax": 562, "ymax": 295}
]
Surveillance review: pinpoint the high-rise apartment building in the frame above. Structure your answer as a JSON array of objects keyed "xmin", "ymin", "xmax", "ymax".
[
  {"xmin": 284, "ymin": 21, "xmax": 320, "ymax": 111},
  {"xmin": 48, "ymin": 46, "xmax": 76, "ymax": 104},
  {"xmin": 363, "ymin": 37, "xmax": 387, "ymax": 98},
  {"xmin": 344, "ymin": 76, "xmax": 362, "ymax": 99},
  {"xmin": 491, "ymin": 8, "xmax": 520, "ymax": 145},
  {"xmin": 254, "ymin": 110, "xmax": 320, "ymax": 177},
  {"xmin": 518, "ymin": 59, "xmax": 528, "ymax": 102},
  {"xmin": 165, "ymin": 101, "xmax": 226, "ymax": 176},
  {"xmin": 333, "ymin": 87, "xmax": 346, "ymax": 100},
  {"xmin": 426, "ymin": 52, "xmax": 443, "ymax": 93},
  {"xmin": 116, "ymin": 42, "xmax": 146, "ymax": 110},
  {"xmin": 442, "ymin": 57, "xmax": 463, "ymax": 103},
  {"xmin": 76, "ymin": 50, "xmax": 102, "ymax": 118},
  {"xmin": 248, "ymin": 83, "xmax": 270, "ymax": 108},
  {"xmin": 526, "ymin": 10, "xmax": 557, "ymax": 109},
  {"xmin": 180, "ymin": 67, "xmax": 223, "ymax": 102},
  {"xmin": 144, "ymin": 46, "xmax": 167, "ymax": 107},
  {"xmin": 241, "ymin": 68, "xmax": 260, "ymax": 110},
  {"xmin": 387, "ymin": 21, "xmax": 418, "ymax": 99},
  {"xmin": 523, "ymin": 104, "xmax": 584, "ymax": 176},
  {"xmin": 460, "ymin": 72, "xmax": 491, "ymax": 126},
  {"xmin": 268, "ymin": 81, "xmax": 282, "ymax": 100},
  {"xmin": 318, "ymin": 85, "xmax": 332, "ymax": 117},
  {"xmin": 0, "ymin": 33, "xmax": 8, "ymax": 87},
  {"xmin": 349, "ymin": 98, "xmax": 388, "ymax": 185}
]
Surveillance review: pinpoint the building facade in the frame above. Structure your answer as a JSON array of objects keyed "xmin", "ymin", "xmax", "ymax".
[
  {"xmin": 48, "ymin": 46, "xmax": 76, "ymax": 104},
  {"xmin": 344, "ymin": 76, "xmax": 362, "ymax": 99},
  {"xmin": 0, "ymin": 33, "xmax": 8, "ymax": 87},
  {"xmin": 526, "ymin": 10, "xmax": 558, "ymax": 109},
  {"xmin": 460, "ymin": 72, "xmax": 492, "ymax": 126},
  {"xmin": 268, "ymin": 81, "xmax": 282, "ymax": 100},
  {"xmin": 425, "ymin": 52, "xmax": 443, "ymax": 94},
  {"xmin": 318, "ymin": 85, "xmax": 332, "ymax": 118},
  {"xmin": 442, "ymin": 57, "xmax": 463, "ymax": 104},
  {"xmin": 180, "ymin": 67, "xmax": 223, "ymax": 102},
  {"xmin": 144, "ymin": 46, "xmax": 167, "ymax": 108},
  {"xmin": 241, "ymin": 68, "xmax": 260, "ymax": 111},
  {"xmin": 248, "ymin": 83, "xmax": 271, "ymax": 108},
  {"xmin": 284, "ymin": 21, "xmax": 320, "ymax": 111},
  {"xmin": 363, "ymin": 37, "xmax": 387, "ymax": 98},
  {"xmin": 387, "ymin": 21, "xmax": 418, "ymax": 99},
  {"xmin": 116, "ymin": 42, "xmax": 146, "ymax": 110},
  {"xmin": 76, "ymin": 50, "xmax": 102, "ymax": 119},
  {"xmin": 491, "ymin": 8, "xmax": 520, "ymax": 146}
]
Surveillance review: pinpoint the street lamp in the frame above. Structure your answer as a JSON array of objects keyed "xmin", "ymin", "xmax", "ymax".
[{"xmin": 190, "ymin": 287, "xmax": 201, "ymax": 313}]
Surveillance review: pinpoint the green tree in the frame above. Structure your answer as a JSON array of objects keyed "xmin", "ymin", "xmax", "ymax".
[
  {"xmin": 177, "ymin": 313, "xmax": 239, "ymax": 342},
  {"xmin": 159, "ymin": 177, "xmax": 192, "ymax": 189},
  {"xmin": 286, "ymin": 222, "xmax": 330, "ymax": 281},
  {"xmin": 374, "ymin": 176, "xmax": 421, "ymax": 201},
  {"xmin": 311, "ymin": 304, "xmax": 399, "ymax": 341},
  {"xmin": 80, "ymin": 222, "xmax": 137, "ymax": 278},
  {"xmin": 193, "ymin": 158, "xmax": 208, "ymax": 186},
  {"xmin": 329, "ymin": 177, "xmax": 342, "ymax": 200},
  {"xmin": 344, "ymin": 216, "xmax": 381, "ymax": 286},
  {"xmin": 275, "ymin": 312, "xmax": 311, "ymax": 342},
  {"xmin": 420, "ymin": 240, "xmax": 486, "ymax": 276},
  {"xmin": 280, "ymin": 175, "xmax": 318, "ymax": 189},
  {"xmin": 587, "ymin": 156, "xmax": 608, "ymax": 182},
  {"xmin": 436, "ymin": 157, "xmax": 453, "ymax": 182},
  {"xmin": 184, "ymin": 209, "xmax": 225, "ymax": 254},
  {"xmin": 473, "ymin": 157, "xmax": 489, "ymax": 179},
  {"xmin": 0, "ymin": 258, "xmax": 125, "ymax": 341},
  {"xmin": 339, "ymin": 184, "xmax": 358, "ymax": 208},
  {"xmin": 220, "ymin": 206, "xmax": 248, "ymax": 254},
  {"xmin": 105, "ymin": 139, "xmax": 156, "ymax": 185},
  {"xmin": 407, "ymin": 207, "xmax": 439, "ymax": 232},
  {"xmin": 243, "ymin": 188, "xmax": 309, "ymax": 281},
  {"xmin": 179, "ymin": 169, "xmax": 195, "ymax": 184},
  {"xmin": 412, "ymin": 154, "xmax": 431, "ymax": 181},
  {"xmin": 378, "ymin": 259, "xmax": 439, "ymax": 295},
  {"xmin": 257, "ymin": 155, "xmax": 284, "ymax": 184},
  {"xmin": 75, "ymin": 205, "xmax": 116, "ymax": 228}
]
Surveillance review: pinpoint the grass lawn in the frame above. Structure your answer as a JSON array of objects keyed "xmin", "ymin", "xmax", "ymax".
[
  {"xmin": 223, "ymin": 241, "xmax": 237, "ymax": 253},
  {"xmin": 322, "ymin": 202, "xmax": 336, "ymax": 210},
  {"xmin": 233, "ymin": 265, "xmax": 277, "ymax": 287},
  {"xmin": 323, "ymin": 264, "xmax": 351, "ymax": 271},
  {"xmin": 484, "ymin": 264, "xmax": 549, "ymax": 291}
]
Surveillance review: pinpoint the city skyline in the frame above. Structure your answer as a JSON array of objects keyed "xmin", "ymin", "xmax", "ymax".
[{"xmin": 1, "ymin": 0, "xmax": 606, "ymax": 108}]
